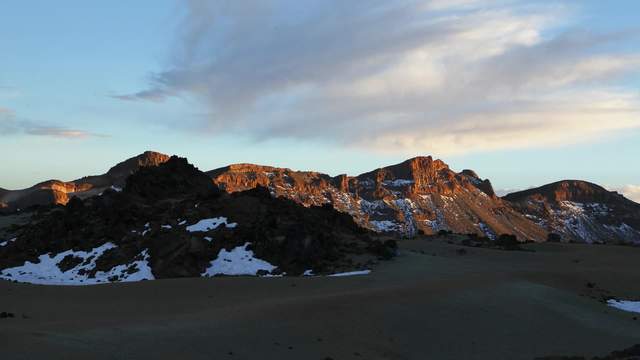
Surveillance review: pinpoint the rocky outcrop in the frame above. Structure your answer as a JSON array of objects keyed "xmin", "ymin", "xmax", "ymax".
[
  {"xmin": 0, "ymin": 151, "xmax": 170, "ymax": 212},
  {"xmin": 209, "ymin": 156, "xmax": 548, "ymax": 241},
  {"xmin": 124, "ymin": 155, "xmax": 214, "ymax": 200},
  {"xmin": 0, "ymin": 157, "xmax": 394, "ymax": 283},
  {"xmin": 504, "ymin": 180, "xmax": 640, "ymax": 243}
]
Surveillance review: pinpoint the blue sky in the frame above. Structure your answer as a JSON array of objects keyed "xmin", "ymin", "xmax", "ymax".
[{"xmin": 1, "ymin": 1, "xmax": 639, "ymax": 200}]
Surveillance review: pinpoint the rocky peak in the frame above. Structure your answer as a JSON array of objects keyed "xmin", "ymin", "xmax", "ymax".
[
  {"xmin": 332, "ymin": 174, "xmax": 351, "ymax": 193},
  {"xmin": 357, "ymin": 156, "xmax": 490, "ymax": 196},
  {"xmin": 358, "ymin": 156, "xmax": 449, "ymax": 181},
  {"xmin": 124, "ymin": 156, "xmax": 217, "ymax": 200},
  {"xmin": 460, "ymin": 169, "xmax": 480, "ymax": 179},
  {"xmin": 106, "ymin": 151, "xmax": 171, "ymax": 182},
  {"xmin": 504, "ymin": 180, "xmax": 628, "ymax": 205},
  {"xmin": 208, "ymin": 163, "xmax": 285, "ymax": 192}
]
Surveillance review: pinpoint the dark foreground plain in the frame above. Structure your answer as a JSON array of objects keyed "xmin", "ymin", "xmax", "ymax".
[{"xmin": 1, "ymin": 240, "xmax": 639, "ymax": 360}]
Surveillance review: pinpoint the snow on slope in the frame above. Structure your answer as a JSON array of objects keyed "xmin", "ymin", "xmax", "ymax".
[
  {"xmin": 546, "ymin": 201, "xmax": 640, "ymax": 243},
  {"xmin": 202, "ymin": 242, "xmax": 276, "ymax": 276},
  {"xmin": 329, "ymin": 270, "xmax": 371, "ymax": 277},
  {"xmin": 0, "ymin": 243, "xmax": 154, "ymax": 285},
  {"xmin": 187, "ymin": 217, "xmax": 237, "ymax": 232},
  {"xmin": 607, "ymin": 299, "xmax": 640, "ymax": 314}
]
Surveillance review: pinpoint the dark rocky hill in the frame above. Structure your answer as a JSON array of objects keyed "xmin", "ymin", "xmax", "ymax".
[{"xmin": 0, "ymin": 157, "xmax": 394, "ymax": 284}]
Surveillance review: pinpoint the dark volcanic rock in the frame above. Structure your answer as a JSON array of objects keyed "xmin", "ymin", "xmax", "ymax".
[
  {"xmin": 0, "ymin": 312, "xmax": 15, "ymax": 319},
  {"xmin": 124, "ymin": 156, "xmax": 218, "ymax": 200},
  {"xmin": 0, "ymin": 157, "xmax": 391, "ymax": 282}
]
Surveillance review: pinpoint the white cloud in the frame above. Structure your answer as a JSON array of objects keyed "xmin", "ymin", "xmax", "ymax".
[{"xmin": 117, "ymin": 0, "xmax": 640, "ymax": 156}]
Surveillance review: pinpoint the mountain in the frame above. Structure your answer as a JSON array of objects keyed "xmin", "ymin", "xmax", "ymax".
[
  {"xmin": 0, "ymin": 156, "xmax": 395, "ymax": 284},
  {"xmin": 504, "ymin": 180, "xmax": 640, "ymax": 243},
  {"xmin": 0, "ymin": 151, "xmax": 170, "ymax": 212},
  {"xmin": 209, "ymin": 156, "xmax": 548, "ymax": 242},
  {"xmin": 4, "ymin": 151, "xmax": 638, "ymax": 244}
]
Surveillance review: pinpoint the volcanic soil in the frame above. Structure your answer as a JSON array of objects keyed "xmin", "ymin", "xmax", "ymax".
[{"xmin": 1, "ymin": 237, "xmax": 639, "ymax": 360}]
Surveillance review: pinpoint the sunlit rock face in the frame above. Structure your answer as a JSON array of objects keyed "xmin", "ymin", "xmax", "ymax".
[
  {"xmin": 209, "ymin": 156, "xmax": 548, "ymax": 242},
  {"xmin": 504, "ymin": 180, "xmax": 640, "ymax": 244},
  {"xmin": 0, "ymin": 151, "xmax": 170, "ymax": 211}
]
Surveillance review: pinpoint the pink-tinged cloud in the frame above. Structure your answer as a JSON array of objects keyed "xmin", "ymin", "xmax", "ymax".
[
  {"xmin": 115, "ymin": 0, "xmax": 640, "ymax": 156},
  {"xmin": 25, "ymin": 127, "xmax": 106, "ymax": 139},
  {"xmin": 1, "ymin": 108, "xmax": 106, "ymax": 139}
]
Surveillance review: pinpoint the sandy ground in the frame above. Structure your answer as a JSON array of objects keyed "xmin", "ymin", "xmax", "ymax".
[{"xmin": 1, "ymin": 239, "xmax": 639, "ymax": 360}]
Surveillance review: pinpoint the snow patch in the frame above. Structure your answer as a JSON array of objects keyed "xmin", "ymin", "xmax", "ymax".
[
  {"xmin": 478, "ymin": 222, "xmax": 496, "ymax": 240},
  {"xmin": 95, "ymin": 249, "xmax": 154, "ymax": 283},
  {"xmin": 607, "ymin": 299, "xmax": 640, "ymax": 314},
  {"xmin": 110, "ymin": 185, "xmax": 123, "ymax": 192},
  {"xmin": 141, "ymin": 222, "xmax": 151, "ymax": 236},
  {"xmin": 424, "ymin": 209, "xmax": 447, "ymax": 232},
  {"xmin": 329, "ymin": 270, "xmax": 371, "ymax": 277},
  {"xmin": 370, "ymin": 220, "xmax": 400, "ymax": 232},
  {"xmin": 201, "ymin": 243, "xmax": 276, "ymax": 277},
  {"xmin": 359, "ymin": 199, "xmax": 386, "ymax": 215},
  {"xmin": 0, "ymin": 243, "xmax": 154, "ymax": 285},
  {"xmin": 0, "ymin": 237, "xmax": 17, "ymax": 247},
  {"xmin": 383, "ymin": 179, "xmax": 414, "ymax": 187},
  {"xmin": 186, "ymin": 217, "xmax": 237, "ymax": 232},
  {"xmin": 359, "ymin": 178, "xmax": 375, "ymax": 189}
]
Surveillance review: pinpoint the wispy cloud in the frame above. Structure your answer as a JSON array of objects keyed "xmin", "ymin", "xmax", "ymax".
[
  {"xmin": 0, "ymin": 108, "xmax": 105, "ymax": 139},
  {"xmin": 116, "ymin": 0, "xmax": 640, "ymax": 155},
  {"xmin": 111, "ymin": 88, "xmax": 172, "ymax": 103},
  {"xmin": 24, "ymin": 127, "xmax": 105, "ymax": 139}
]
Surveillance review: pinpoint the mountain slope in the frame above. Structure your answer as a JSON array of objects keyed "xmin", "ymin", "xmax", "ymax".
[
  {"xmin": 0, "ymin": 151, "xmax": 170, "ymax": 212},
  {"xmin": 504, "ymin": 180, "xmax": 640, "ymax": 243},
  {"xmin": 0, "ymin": 157, "xmax": 394, "ymax": 284},
  {"xmin": 209, "ymin": 156, "xmax": 548, "ymax": 241}
]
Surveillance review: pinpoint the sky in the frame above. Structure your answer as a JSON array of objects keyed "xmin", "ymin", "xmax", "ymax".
[{"xmin": 0, "ymin": 0, "xmax": 639, "ymax": 201}]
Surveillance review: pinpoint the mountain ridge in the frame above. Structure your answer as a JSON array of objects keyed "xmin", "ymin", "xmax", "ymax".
[
  {"xmin": 2, "ymin": 151, "xmax": 639, "ymax": 243},
  {"xmin": 210, "ymin": 155, "xmax": 547, "ymax": 241},
  {"xmin": 0, "ymin": 151, "xmax": 170, "ymax": 211}
]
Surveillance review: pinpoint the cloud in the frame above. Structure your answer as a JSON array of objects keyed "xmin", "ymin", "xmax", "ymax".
[
  {"xmin": 0, "ymin": 108, "xmax": 105, "ymax": 139},
  {"xmin": 24, "ymin": 127, "xmax": 104, "ymax": 139},
  {"xmin": 613, "ymin": 185, "xmax": 640, "ymax": 203},
  {"xmin": 111, "ymin": 89, "xmax": 172, "ymax": 103},
  {"xmin": 117, "ymin": 0, "xmax": 640, "ymax": 155}
]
